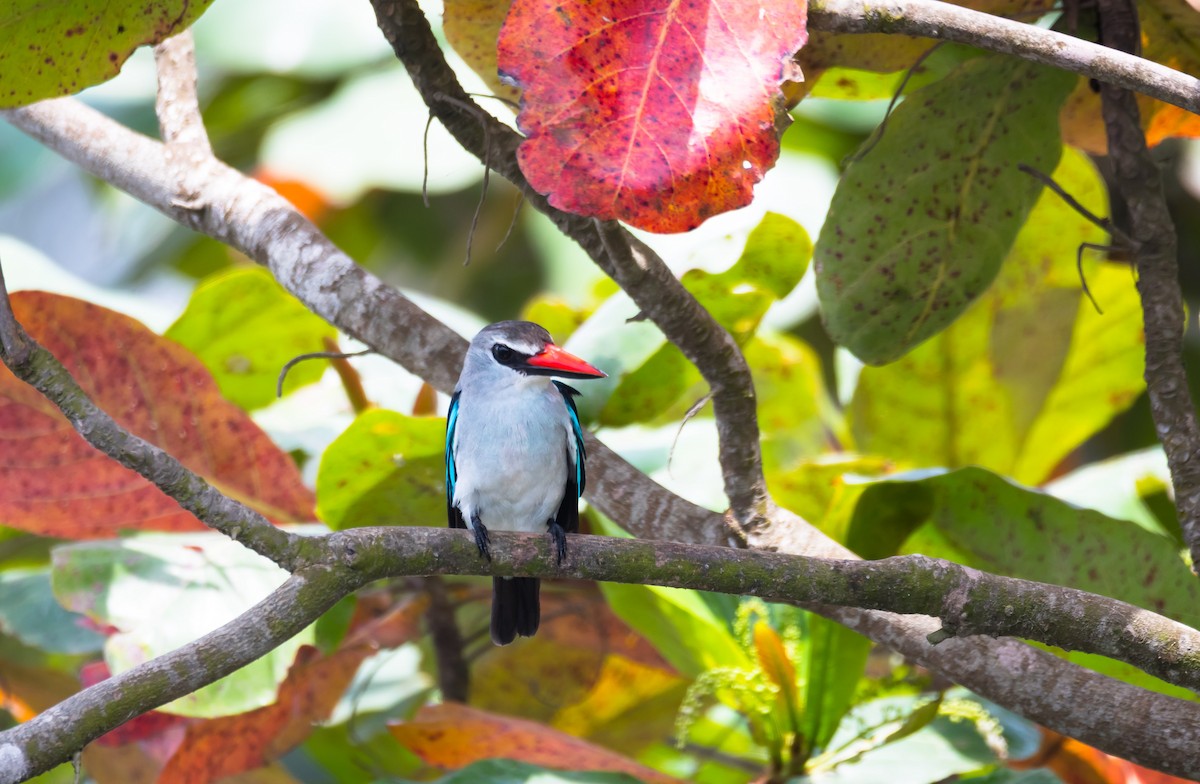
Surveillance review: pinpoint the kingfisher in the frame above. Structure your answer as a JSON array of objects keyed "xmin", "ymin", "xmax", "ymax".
[{"xmin": 445, "ymin": 321, "xmax": 606, "ymax": 645}]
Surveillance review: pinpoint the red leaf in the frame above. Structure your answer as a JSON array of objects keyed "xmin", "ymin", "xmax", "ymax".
[
  {"xmin": 0, "ymin": 292, "xmax": 315, "ymax": 538},
  {"xmin": 391, "ymin": 703, "xmax": 682, "ymax": 783},
  {"xmin": 498, "ymin": 0, "xmax": 807, "ymax": 233}
]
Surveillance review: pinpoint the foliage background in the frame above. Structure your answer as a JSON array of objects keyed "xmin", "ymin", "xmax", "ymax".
[{"xmin": 2, "ymin": 0, "xmax": 1200, "ymax": 782}]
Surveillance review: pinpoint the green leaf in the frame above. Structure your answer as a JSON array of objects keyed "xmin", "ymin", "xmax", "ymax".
[
  {"xmin": 0, "ymin": 1, "xmax": 215, "ymax": 108},
  {"xmin": 809, "ymin": 696, "xmax": 999, "ymax": 782},
  {"xmin": 768, "ymin": 455, "xmax": 896, "ymax": 546},
  {"xmin": 599, "ymin": 581, "xmax": 748, "ymax": 678},
  {"xmin": 51, "ymin": 532, "xmax": 312, "ymax": 717},
  {"xmin": 848, "ymin": 149, "xmax": 1141, "ymax": 483},
  {"xmin": 166, "ymin": 267, "xmax": 337, "ymax": 411},
  {"xmin": 316, "ymin": 408, "xmax": 446, "ymax": 530},
  {"xmin": 815, "ymin": 56, "xmax": 1076, "ymax": 364},
  {"xmin": 594, "ymin": 513, "xmax": 747, "ymax": 677},
  {"xmin": 0, "ymin": 570, "xmax": 104, "ymax": 656},
  {"xmin": 799, "ymin": 614, "xmax": 871, "ymax": 754},
  {"xmin": 1045, "ymin": 448, "xmax": 1174, "ymax": 537},
  {"xmin": 849, "ymin": 467, "xmax": 1200, "ymax": 699},
  {"xmin": 750, "ymin": 332, "xmax": 845, "ymax": 473},
  {"xmin": 599, "ymin": 213, "xmax": 811, "ymax": 427},
  {"xmin": 435, "ymin": 759, "xmax": 644, "ymax": 784}
]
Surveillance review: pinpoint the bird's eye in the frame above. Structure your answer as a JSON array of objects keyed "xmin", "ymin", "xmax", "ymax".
[{"xmin": 492, "ymin": 344, "xmax": 515, "ymax": 364}]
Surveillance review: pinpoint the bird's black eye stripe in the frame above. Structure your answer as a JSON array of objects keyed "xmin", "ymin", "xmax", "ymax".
[{"xmin": 492, "ymin": 343, "xmax": 518, "ymax": 365}]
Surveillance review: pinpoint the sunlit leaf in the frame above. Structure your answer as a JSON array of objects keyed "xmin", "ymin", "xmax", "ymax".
[
  {"xmin": 0, "ymin": 0, "xmax": 214, "ymax": 108},
  {"xmin": 815, "ymin": 56, "xmax": 1074, "ymax": 364},
  {"xmin": 0, "ymin": 292, "xmax": 314, "ymax": 538},
  {"xmin": 767, "ymin": 455, "xmax": 896, "ymax": 545},
  {"xmin": 391, "ymin": 703, "xmax": 681, "ymax": 783},
  {"xmin": 315, "ymin": 408, "xmax": 445, "ymax": 530},
  {"xmin": 166, "ymin": 267, "xmax": 336, "ymax": 411},
  {"xmin": 812, "ymin": 696, "xmax": 999, "ymax": 782},
  {"xmin": 498, "ymin": 0, "xmax": 807, "ymax": 232},
  {"xmin": 52, "ymin": 531, "xmax": 314, "ymax": 718},
  {"xmin": 443, "ymin": 0, "xmax": 521, "ymax": 105},
  {"xmin": 600, "ymin": 213, "xmax": 810, "ymax": 426},
  {"xmin": 848, "ymin": 149, "xmax": 1140, "ymax": 484}
]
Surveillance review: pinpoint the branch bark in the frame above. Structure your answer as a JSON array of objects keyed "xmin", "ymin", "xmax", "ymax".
[
  {"xmin": 808, "ymin": 0, "xmax": 1200, "ymax": 115},
  {"xmin": 1092, "ymin": 0, "xmax": 1200, "ymax": 568},
  {"xmin": 5, "ymin": 527, "xmax": 1200, "ymax": 782}
]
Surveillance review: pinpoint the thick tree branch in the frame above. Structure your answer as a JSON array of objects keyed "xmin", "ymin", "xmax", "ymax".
[
  {"xmin": 6, "ymin": 63, "xmax": 1200, "ymax": 776},
  {"xmin": 808, "ymin": 0, "xmax": 1200, "ymax": 115},
  {"xmin": 1093, "ymin": 0, "xmax": 1200, "ymax": 568},
  {"xmin": 5, "ymin": 527, "xmax": 1200, "ymax": 782},
  {"xmin": 371, "ymin": 0, "xmax": 772, "ymax": 532},
  {"xmin": 0, "ymin": 262, "xmax": 305, "ymax": 570}
]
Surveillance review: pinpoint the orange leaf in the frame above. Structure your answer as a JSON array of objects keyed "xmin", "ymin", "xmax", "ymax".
[
  {"xmin": 498, "ymin": 0, "xmax": 808, "ymax": 233},
  {"xmin": 155, "ymin": 598, "xmax": 428, "ymax": 784},
  {"xmin": 156, "ymin": 646, "xmax": 364, "ymax": 783},
  {"xmin": 0, "ymin": 292, "xmax": 314, "ymax": 538},
  {"xmin": 390, "ymin": 703, "xmax": 681, "ymax": 783},
  {"xmin": 1013, "ymin": 732, "xmax": 1197, "ymax": 784},
  {"xmin": 1060, "ymin": 0, "xmax": 1200, "ymax": 152}
]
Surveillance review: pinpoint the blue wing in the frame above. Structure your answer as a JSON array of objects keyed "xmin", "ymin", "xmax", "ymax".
[
  {"xmin": 445, "ymin": 391, "xmax": 465, "ymax": 529},
  {"xmin": 554, "ymin": 379, "xmax": 587, "ymax": 496}
]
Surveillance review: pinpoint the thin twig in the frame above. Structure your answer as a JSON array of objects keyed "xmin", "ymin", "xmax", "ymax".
[
  {"xmin": 276, "ymin": 348, "xmax": 372, "ymax": 398},
  {"xmin": 1095, "ymin": 0, "xmax": 1200, "ymax": 570},
  {"xmin": 433, "ymin": 93, "xmax": 492, "ymax": 267},
  {"xmin": 1018, "ymin": 163, "xmax": 1132, "ymax": 247},
  {"xmin": 423, "ymin": 577, "xmax": 471, "ymax": 702},
  {"xmin": 848, "ymin": 42, "xmax": 944, "ymax": 165}
]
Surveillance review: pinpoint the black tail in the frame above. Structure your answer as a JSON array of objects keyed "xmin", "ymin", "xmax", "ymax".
[{"xmin": 491, "ymin": 577, "xmax": 540, "ymax": 645}]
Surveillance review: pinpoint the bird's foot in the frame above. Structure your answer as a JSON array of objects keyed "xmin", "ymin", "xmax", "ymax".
[
  {"xmin": 548, "ymin": 520, "xmax": 568, "ymax": 565},
  {"xmin": 471, "ymin": 513, "xmax": 492, "ymax": 561}
]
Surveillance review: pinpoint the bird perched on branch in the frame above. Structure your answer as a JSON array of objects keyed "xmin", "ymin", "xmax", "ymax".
[{"xmin": 445, "ymin": 321, "xmax": 606, "ymax": 645}]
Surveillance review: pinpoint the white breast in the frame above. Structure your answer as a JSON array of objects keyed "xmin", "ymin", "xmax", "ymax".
[{"xmin": 452, "ymin": 381, "xmax": 574, "ymax": 534}]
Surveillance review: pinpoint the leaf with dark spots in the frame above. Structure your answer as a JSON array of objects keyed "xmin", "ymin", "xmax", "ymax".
[
  {"xmin": 814, "ymin": 55, "xmax": 1075, "ymax": 365},
  {"xmin": 0, "ymin": 0, "xmax": 215, "ymax": 108},
  {"xmin": 0, "ymin": 292, "xmax": 314, "ymax": 538},
  {"xmin": 848, "ymin": 149, "xmax": 1144, "ymax": 485},
  {"xmin": 850, "ymin": 467, "xmax": 1200, "ymax": 699},
  {"xmin": 497, "ymin": 0, "xmax": 808, "ymax": 232}
]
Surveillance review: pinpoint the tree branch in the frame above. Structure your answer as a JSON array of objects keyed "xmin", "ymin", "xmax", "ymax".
[
  {"xmin": 0, "ymin": 261, "xmax": 305, "ymax": 570},
  {"xmin": 6, "ymin": 527, "xmax": 1200, "ymax": 781},
  {"xmin": 808, "ymin": 0, "xmax": 1200, "ymax": 115},
  {"xmin": 1093, "ymin": 0, "xmax": 1200, "ymax": 568},
  {"xmin": 371, "ymin": 0, "xmax": 772, "ymax": 532}
]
